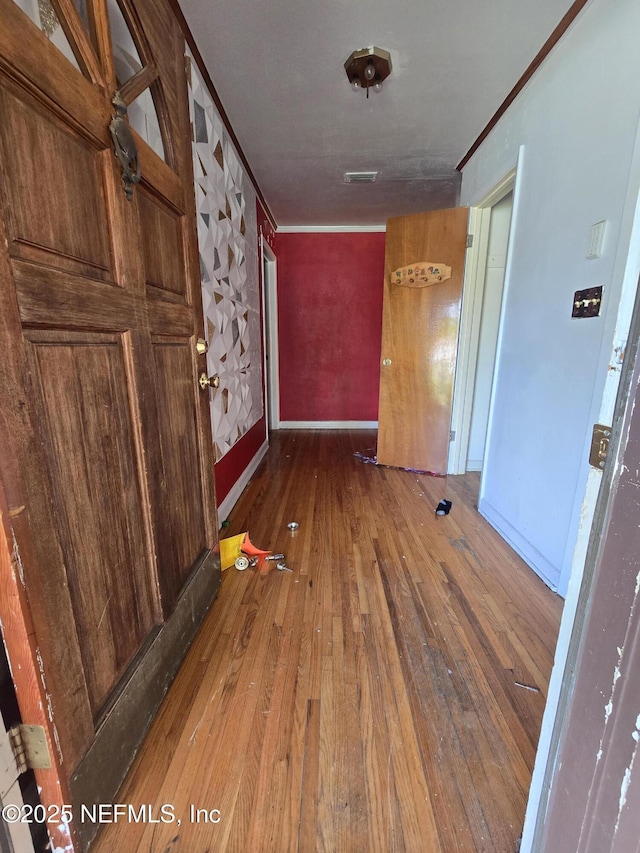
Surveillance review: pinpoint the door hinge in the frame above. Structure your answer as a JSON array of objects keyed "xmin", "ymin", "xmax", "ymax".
[
  {"xmin": 8, "ymin": 725, "xmax": 51, "ymax": 775},
  {"xmin": 450, "ymin": 430, "xmax": 456, "ymax": 442},
  {"xmin": 466, "ymin": 234, "xmax": 474, "ymax": 248},
  {"xmin": 589, "ymin": 423, "xmax": 612, "ymax": 470}
]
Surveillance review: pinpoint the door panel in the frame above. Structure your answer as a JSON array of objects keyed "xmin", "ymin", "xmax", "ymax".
[
  {"xmin": 26, "ymin": 331, "xmax": 158, "ymax": 715},
  {"xmin": 137, "ymin": 189, "xmax": 186, "ymax": 298},
  {"xmin": 152, "ymin": 337, "xmax": 207, "ymax": 607},
  {"xmin": 0, "ymin": 87, "xmax": 113, "ymax": 280},
  {"xmin": 377, "ymin": 207, "xmax": 469, "ymax": 473}
]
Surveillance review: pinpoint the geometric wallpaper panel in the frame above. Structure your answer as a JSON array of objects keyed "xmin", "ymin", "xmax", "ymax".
[{"xmin": 187, "ymin": 51, "xmax": 263, "ymax": 461}]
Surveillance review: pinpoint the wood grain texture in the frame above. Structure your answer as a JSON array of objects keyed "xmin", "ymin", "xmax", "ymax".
[
  {"xmin": 25, "ymin": 330, "xmax": 158, "ymax": 715},
  {"xmin": 0, "ymin": 86, "xmax": 112, "ymax": 276},
  {"xmin": 0, "ymin": 483, "xmax": 74, "ymax": 853},
  {"xmin": 94, "ymin": 431, "xmax": 562, "ymax": 853},
  {"xmin": 0, "ymin": 0, "xmax": 218, "ymax": 813},
  {"xmin": 378, "ymin": 207, "xmax": 469, "ymax": 473},
  {"xmin": 138, "ymin": 188, "xmax": 186, "ymax": 296},
  {"xmin": 152, "ymin": 338, "xmax": 207, "ymax": 609},
  {"xmin": 50, "ymin": 0, "xmax": 106, "ymax": 87},
  {"xmin": 0, "ymin": 0, "xmax": 112, "ymax": 145}
]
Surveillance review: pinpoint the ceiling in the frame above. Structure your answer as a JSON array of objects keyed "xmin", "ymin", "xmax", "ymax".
[{"xmin": 179, "ymin": 0, "xmax": 577, "ymax": 227}]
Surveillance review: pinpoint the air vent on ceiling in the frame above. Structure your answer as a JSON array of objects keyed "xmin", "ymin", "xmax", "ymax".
[{"xmin": 344, "ymin": 171, "xmax": 378, "ymax": 183}]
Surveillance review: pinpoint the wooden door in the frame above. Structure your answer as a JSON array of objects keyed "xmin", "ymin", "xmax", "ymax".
[
  {"xmin": 0, "ymin": 0, "xmax": 218, "ymax": 845},
  {"xmin": 377, "ymin": 208, "xmax": 469, "ymax": 473}
]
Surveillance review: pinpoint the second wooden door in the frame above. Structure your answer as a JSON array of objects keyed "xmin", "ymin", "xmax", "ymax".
[{"xmin": 377, "ymin": 207, "xmax": 469, "ymax": 473}]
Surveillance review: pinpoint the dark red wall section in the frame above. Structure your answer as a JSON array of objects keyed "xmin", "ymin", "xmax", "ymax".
[
  {"xmin": 274, "ymin": 232, "xmax": 385, "ymax": 422},
  {"xmin": 214, "ymin": 416, "xmax": 266, "ymax": 510},
  {"xmin": 213, "ymin": 199, "xmax": 273, "ymax": 507}
]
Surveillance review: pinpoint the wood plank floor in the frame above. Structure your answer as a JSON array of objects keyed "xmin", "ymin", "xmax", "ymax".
[{"xmin": 92, "ymin": 430, "xmax": 562, "ymax": 853}]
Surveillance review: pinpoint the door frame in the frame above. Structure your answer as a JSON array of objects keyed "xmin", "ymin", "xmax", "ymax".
[
  {"xmin": 260, "ymin": 234, "xmax": 280, "ymax": 430},
  {"xmin": 448, "ymin": 155, "xmax": 520, "ymax": 475},
  {"xmin": 521, "ymin": 117, "xmax": 640, "ymax": 850},
  {"xmin": 0, "ymin": 480, "xmax": 70, "ymax": 853},
  {"xmin": 532, "ymin": 267, "xmax": 640, "ymax": 850}
]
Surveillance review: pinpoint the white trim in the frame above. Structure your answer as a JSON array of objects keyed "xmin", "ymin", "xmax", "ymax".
[
  {"xmin": 217, "ymin": 439, "xmax": 269, "ymax": 523},
  {"xmin": 448, "ymin": 160, "xmax": 519, "ymax": 475},
  {"xmin": 448, "ymin": 206, "xmax": 491, "ymax": 474},
  {"xmin": 279, "ymin": 420, "xmax": 378, "ymax": 429},
  {"xmin": 277, "ymin": 225, "xmax": 386, "ymax": 233},
  {"xmin": 478, "ymin": 497, "xmax": 559, "ymax": 591},
  {"xmin": 260, "ymin": 236, "xmax": 280, "ymax": 429},
  {"xmin": 474, "ymin": 167, "xmax": 518, "ymax": 208},
  {"xmin": 478, "ymin": 149, "xmax": 525, "ymax": 510}
]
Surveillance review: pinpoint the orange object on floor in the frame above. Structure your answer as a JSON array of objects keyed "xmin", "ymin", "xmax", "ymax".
[
  {"xmin": 241, "ymin": 535, "xmax": 271, "ymax": 559},
  {"xmin": 216, "ymin": 532, "xmax": 272, "ymax": 571}
]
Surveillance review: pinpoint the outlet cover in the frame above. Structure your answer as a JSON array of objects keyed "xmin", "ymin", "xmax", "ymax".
[{"xmin": 586, "ymin": 221, "xmax": 606, "ymax": 259}]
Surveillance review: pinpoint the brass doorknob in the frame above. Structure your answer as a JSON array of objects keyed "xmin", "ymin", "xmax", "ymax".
[{"xmin": 199, "ymin": 372, "xmax": 220, "ymax": 390}]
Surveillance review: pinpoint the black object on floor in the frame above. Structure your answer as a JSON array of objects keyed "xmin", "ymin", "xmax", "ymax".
[{"xmin": 435, "ymin": 499, "xmax": 452, "ymax": 516}]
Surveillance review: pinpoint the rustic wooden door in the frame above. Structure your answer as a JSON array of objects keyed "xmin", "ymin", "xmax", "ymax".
[
  {"xmin": 377, "ymin": 207, "xmax": 469, "ymax": 473},
  {"xmin": 0, "ymin": 0, "xmax": 218, "ymax": 843}
]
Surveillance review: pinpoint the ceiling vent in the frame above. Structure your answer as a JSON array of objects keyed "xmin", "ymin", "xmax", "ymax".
[{"xmin": 344, "ymin": 171, "xmax": 378, "ymax": 183}]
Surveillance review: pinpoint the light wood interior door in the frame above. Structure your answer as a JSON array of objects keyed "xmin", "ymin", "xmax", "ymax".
[
  {"xmin": 0, "ymin": 0, "xmax": 218, "ymax": 843},
  {"xmin": 377, "ymin": 208, "xmax": 469, "ymax": 473}
]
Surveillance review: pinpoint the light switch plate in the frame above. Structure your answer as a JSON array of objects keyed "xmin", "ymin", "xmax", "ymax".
[{"xmin": 572, "ymin": 286, "xmax": 603, "ymax": 318}]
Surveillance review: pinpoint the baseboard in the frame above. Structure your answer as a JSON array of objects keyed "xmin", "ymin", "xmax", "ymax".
[
  {"xmin": 466, "ymin": 459, "xmax": 483, "ymax": 472},
  {"xmin": 278, "ymin": 421, "xmax": 378, "ymax": 430},
  {"xmin": 478, "ymin": 497, "xmax": 560, "ymax": 592},
  {"xmin": 277, "ymin": 225, "xmax": 386, "ymax": 233},
  {"xmin": 217, "ymin": 439, "xmax": 269, "ymax": 522}
]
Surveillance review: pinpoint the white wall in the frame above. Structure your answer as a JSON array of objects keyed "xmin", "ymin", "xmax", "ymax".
[
  {"xmin": 467, "ymin": 192, "xmax": 512, "ymax": 470},
  {"xmin": 460, "ymin": 0, "xmax": 640, "ymax": 596}
]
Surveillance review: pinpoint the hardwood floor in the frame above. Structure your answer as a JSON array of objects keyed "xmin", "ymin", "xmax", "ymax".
[{"xmin": 92, "ymin": 430, "xmax": 562, "ymax": 853}]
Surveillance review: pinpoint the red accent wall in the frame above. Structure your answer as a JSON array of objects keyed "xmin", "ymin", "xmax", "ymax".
[
  {"xmin": 214, "ymin": 416, "xmax": 266, "ymax": 510},
  {"xmin": 274, "ymin": 232, "xmax": 385, "ymax": 422},
  {"xmin": 213, "ymin": 200, "xmax": 273, "ymax": 506}
]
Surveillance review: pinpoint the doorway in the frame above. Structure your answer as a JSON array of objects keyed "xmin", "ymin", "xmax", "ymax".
[
  {"xmin": 261, "ymin": 236, "xmax": 280, "ymax": 430},
  {"xmin": 466, "ymin": 191, "xmax": 513, "ymax": 471},
  {"xmin": 449, "ymin": 168, "xmax": 516, "ymax": 476}
]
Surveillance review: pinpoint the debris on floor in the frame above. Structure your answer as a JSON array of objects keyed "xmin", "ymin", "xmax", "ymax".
[
  {"xmin": 354, "ymin": 448, "xmax": 446, "ymax": 477},
  {"xmin": 217, "ymin": 532, "xmax": 270, "ymax": 571},
  {"xmin": 435, "ymin": 499, "xmax": 452, "ymax": 516},
  {"xmin": 287, "ymin": 521, "xmax": 299, "ymax": 531},
  {"xmin": 353, "ymin": 448, "xmax": 378, "ymax": 465},
  {"xmin": 217, "ymin": 532, "xmax": 294, "ymax": 574},
  {"xmin": 218, "ymin": 532, "xmax": 247, "ymax": 570},
  {"xmin": 514, "ymin": 681, "xmax": 540, "ymax": 693}
]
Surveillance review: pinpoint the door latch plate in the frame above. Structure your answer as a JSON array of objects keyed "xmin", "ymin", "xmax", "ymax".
[{"xmin": 589, "ymin": 423, "xmax": 612, "ymax": 470}]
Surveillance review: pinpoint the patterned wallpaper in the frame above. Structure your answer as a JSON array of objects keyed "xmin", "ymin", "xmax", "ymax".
[{"xmin": 187, "ymin": 52, "xmax": 263, "ymax": 461}]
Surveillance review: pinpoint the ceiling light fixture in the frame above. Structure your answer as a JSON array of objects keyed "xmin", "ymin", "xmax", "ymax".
[{"xmin": 344, "ymin": 46, "xmax": 392, "ymax": 98}]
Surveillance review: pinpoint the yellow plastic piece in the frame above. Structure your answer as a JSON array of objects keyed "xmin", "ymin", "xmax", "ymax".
[{"xmin": 219, "ymin": 532, "xmax": 247, "ymax": 571}]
